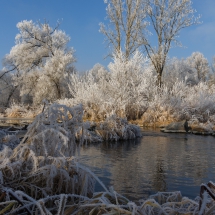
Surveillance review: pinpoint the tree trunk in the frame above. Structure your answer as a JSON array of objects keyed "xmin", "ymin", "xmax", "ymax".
[
  {"xmin": 157, "ymin": 72, "xmax": 162, "ymax": 87},
  {"xmin": 6, "ymin": 86, "xmax": 18, "ymax": 107},
  {"xmin": 55, "ymin": 82, "xmax": 61, "ymax": 99}
]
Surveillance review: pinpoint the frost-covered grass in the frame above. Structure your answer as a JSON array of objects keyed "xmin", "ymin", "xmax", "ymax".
[
  {"xmin": 0, "ymin": 103, "xmax": 215, "ymax": 214},
  {"xmin": 4, "ymin": 102, "xmax": 43, "ymax": 118},
  {"xmin": 1, "ymin": 185, "xmax": 211, "ymax": 214}
]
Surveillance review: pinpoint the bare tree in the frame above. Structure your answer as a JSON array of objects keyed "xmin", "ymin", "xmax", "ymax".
[
  {"xmin": 100, "ymin": 0, "xmax": 148, "ymax": 60},
  {"xmin": 144, "ymin": 0, "xmax": 200, "ymax": 86}
]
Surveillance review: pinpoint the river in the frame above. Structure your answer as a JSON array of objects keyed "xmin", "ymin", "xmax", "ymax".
[{"xmin": 78, "ymin": 128, "xmax": 215, "ymax": 201}]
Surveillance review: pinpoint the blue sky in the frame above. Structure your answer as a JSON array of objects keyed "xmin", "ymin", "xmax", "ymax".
[{"xmin": 0, "ymin": 0, "xmax": 214, "ymax": 72}]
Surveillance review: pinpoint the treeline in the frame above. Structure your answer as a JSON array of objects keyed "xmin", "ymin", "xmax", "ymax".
[{"xmin": 1, "ymin": 0, "xmax": 215, "ymax": 129}]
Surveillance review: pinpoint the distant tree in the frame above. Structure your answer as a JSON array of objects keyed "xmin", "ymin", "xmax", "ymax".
[
  {"xmin": 87, "ymin": 63, "xmax": 110, "ymax": 82},
  {"xmin": 99, "ymin": 0, "xmax": 148, "ymax": 60},
  {"xmin": 2, "ymin": 20, "xmax": 76, "ymax": 104},
  {"xmin": 186, "ymin": 52, "xmax": 210, "ymax": 82},
  {"xmin": 163, "ymin": 57, "xmax": 196, "ymax": 87},
  {"xmin": 144, "ymin": 0, "xmax": 200, "ymax": 87},
  {"xmin": 208, "ymin": 56, "xmax": 215, "ymax": 86}
]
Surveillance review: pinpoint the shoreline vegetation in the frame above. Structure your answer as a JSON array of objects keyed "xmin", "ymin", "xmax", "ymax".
[
  {"xmin": 2, "ymin": 51, "xmax": 215, "ymax": 137},
  {"xmin": 1, "ymin": 102, "xmax": 215, "ymax": 136},
  {"xmin": 0, "ymin": 103, "xmax": 215, "ymax": 214}
]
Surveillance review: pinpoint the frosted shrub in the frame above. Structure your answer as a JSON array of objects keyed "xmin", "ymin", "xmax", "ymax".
[
  {"xmin": 106, "ymin": 51, "xmax": 150, "ymax": 120},
  {"xmin": 96, "ymin": 115, "xmax": 142, "ymax": 141},
  {"xmin": 67, "ymin": 51, "xmax": 150, "ymax": 121},
  {"xmin": 142, "ymin": 79, "xmax": 215, "ymax": 129},
  {"xmin": 182, "ymin": 83, "xmax": 215, "ymax": 122},
  {"xmin": 68, "ymin": 64, "xmax": 111, "ymax": 120},
  {"xmin": 65, "ymin": 52, "xmax": 215, "ymax": 129},
  {"xmin": 142, "ymin": 81, "xmax": 187, "ymax": 125},
  {"xmin": 77, "ymin": 117, "xmax": 142, "ymax": 144},
  {"xmin": 0, "ymin": 103, "xmax": 95, "ymax": 204}
]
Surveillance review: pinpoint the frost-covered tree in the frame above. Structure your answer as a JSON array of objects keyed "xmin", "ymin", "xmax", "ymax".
[
  {"xmin": 100, "ymin": 0, "xmax": 148, "ymax": 60},
  {"xmin": 67, "ymin": 51, "xmax": 150, "ymax": 120},
  {"xmin": 3, "ymin": 20, "xmax": 76, "ymax": 104},
  {"xmin": 144, "ymin": 0, "xmax": 200, "ymax": 86},
  {"xmin": 86, "ymin": 63, "xmax": 110, "ymax": 82},
  {"xmin": 186, "ymin": 52, "xmax": 209, "ymax": 82},
  {"xmin": 163, "ymin": 57, "xmax": 197, "ymax": 87}
]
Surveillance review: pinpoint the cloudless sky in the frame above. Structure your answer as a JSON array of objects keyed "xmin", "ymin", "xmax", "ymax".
[{"xmin": 0, "ymin": 0, "xmax": 215, "ymax": 72}]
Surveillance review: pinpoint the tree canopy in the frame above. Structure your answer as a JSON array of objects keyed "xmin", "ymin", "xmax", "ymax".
[{"xmin": 2, "ymin": 20, "xmax": 76, "ymax": 104}]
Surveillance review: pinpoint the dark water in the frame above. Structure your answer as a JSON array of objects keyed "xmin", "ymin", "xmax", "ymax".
[{"xmin": 78, "ymin": 129, "xmax": 215, "ymax": 201}]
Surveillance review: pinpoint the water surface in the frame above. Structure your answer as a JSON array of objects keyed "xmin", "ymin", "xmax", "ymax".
[{"xmin": 79, "ymin": 129, "xmax": 215, "ymax": 201}]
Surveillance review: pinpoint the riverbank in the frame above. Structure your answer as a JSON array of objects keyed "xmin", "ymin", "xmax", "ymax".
[{"xmin": 1, "ymin": 115, "xmax": 215, "ymax": 138}]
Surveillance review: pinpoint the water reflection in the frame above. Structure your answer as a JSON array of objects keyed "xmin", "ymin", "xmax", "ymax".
[
  {"xmin": 152, "ymin": 159, "xmax": 167, "ymax": 192},
  {"xmin": 79, "ymin": 129, "xmax": 215, "ymax": 201}
]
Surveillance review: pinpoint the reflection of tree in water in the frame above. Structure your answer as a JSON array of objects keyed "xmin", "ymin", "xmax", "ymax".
[
  {"xmin": 100, "ymin": 138, "xmax": 141, "ymax": 155},
  {"xmin": 152, "ymin": 159, "xmax": 167, "ymax": 192}
]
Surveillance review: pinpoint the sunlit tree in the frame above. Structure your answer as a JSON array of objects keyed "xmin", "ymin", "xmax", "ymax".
[{"xmin": 3, "ymin": 20, "xmax": 76, "ymax": 104}]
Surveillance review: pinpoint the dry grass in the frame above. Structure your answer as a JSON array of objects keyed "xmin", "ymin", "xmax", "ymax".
[
  {"xmin": 141, "ymin": 109, "xmax": 176, "ymax": 127},
  {"xmin": 5, "ymin": 103, "xmax": 42, "ymax": 118}
]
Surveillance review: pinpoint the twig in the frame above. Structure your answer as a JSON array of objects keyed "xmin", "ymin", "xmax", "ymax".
[{"xmin": 7, "ymin": 190, "xmax": 31, "ymax": 215}]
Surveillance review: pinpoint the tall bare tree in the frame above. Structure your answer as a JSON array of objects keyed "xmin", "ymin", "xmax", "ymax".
[
  {"xmin": 100, "ymin": 0, "xmax": 148, "ymax": 60},
  {"xmin": 144, "ymin": 0, "xmax": 200, "ymax": 86}
]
